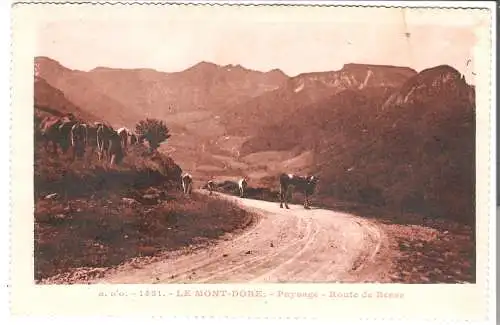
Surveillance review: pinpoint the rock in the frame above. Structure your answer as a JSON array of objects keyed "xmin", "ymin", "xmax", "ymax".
[
  {"xmin": 45, "ymin": 193, "xmax": 59, "ymax": 200},
  {"xmin": 245, "ymin": 250, "xmax": 252, "ymax": 255},
  {"xmin": 54, "ymin": 214, "xmax": 66, "ymax": 220},
  {"xmin": 222, "ymin": 254, "xmax": 228, "ymax": 257},
  {"xmin": 270, "ymin": 242, "xmax": 274, "ymax": 247},
  {"xmin": 399, "ymin": 242, "xmax": 411, "ymax": 250},
  {"xmin": 122, "ymin": 198, "xmax": 139, "ymax": 205},
  {"xmin": 142, "ymin": 194, "xmax": 160, "ymax": 205}
]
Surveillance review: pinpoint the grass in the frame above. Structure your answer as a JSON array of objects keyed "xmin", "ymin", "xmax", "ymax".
[
  {"xmin": 35, "ymin": 192, "xmax": 254, "ymax": 281},
  {"xmin": 34, "ymin": 132, "xmax": 255, "ymax": 282}
]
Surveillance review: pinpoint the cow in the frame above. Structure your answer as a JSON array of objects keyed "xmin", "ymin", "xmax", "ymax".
[
  {"xmin": 96, "ymin": 123, "xmax": 115, "ymax": 161},
  {"xmin": 279, "ymin": 173, "xmax": 319, "ymax": 209},
  {"xmin": 39, "ymin": 116, "xmax": 64, "ymax": 154},
  {"xmin": 38, "ymin": 114, "xmax": 82, "ymax": 155},
  {"xmin": 85, "ymin": 124, "xmax": 100, "ymax": 155},
  {"xmin": 57, "ymin": 120, "xmax": 79, "ymax": 154},
  {"xmin": 238, "ymin": 177, "xmax": 248, "ymax": 198},
  {"xmin": 207, "ymin": 180, "xmax": 215, "ymax": 195},
  {"xmin": 130, "ymin": 133, "xmax": 138, "ymax": 145},
  {"xmin": 181, "ymin": 172, "xmax": 193, "ymax": 194},
  {"xmin": 107, "ymin": 131, "xmax": 125, "ymax": 167},
  {"xmin": 70, "ymin": 122, "xmax": 88, "ymax": 159},
  {"xmin": 117, "ymin": 127, "xmax": 130, "ymax": 152}
]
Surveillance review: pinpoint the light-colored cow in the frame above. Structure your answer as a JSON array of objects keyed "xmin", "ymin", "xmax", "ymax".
[
  {"xmin": 238, "ymin": 177, "xmax": 248, "ymax": 198},
  {"xmin": 181, "ymin": 172, "xmax": 193, "ymax": 194},
  {"xmin": 96, "ymin": 123, "xmax": 115, "ymax": 162},
  {"xmin": 279, "ymin": 173, "xmax": 319, "ymax": 209}
]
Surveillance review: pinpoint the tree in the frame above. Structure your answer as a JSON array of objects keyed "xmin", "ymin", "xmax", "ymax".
[{"xmin": 135, "ymin": 118, "xmax": 171, "ymax": 152}]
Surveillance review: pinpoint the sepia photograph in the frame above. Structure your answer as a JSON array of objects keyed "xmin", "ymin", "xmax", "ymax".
[
  {"xmin": 33, "ymin": 4, "xmax": 477, "ymax": 285},
  {"xmin": 9, "ymin": 1, "xmax": 495, "ymax": 321}
]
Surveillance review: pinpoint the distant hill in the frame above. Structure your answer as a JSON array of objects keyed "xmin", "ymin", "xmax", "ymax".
[
  {"xmin": 35, "ymin": 56, "xmax": 288, "ymax": 129},
  {"xmin": 35, "ymin": 57, "xmax": 139, "ymax": 128},
  {"xmin": 34, "ymin": 76, "xmax": 99, "ymax": 123},
  {"xmin": 222, "ymin": 63, "xmax": 417, "ymax": 136}
]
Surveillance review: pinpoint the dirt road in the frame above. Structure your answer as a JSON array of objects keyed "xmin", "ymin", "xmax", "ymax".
[{"xmin": 93, "ymin": 192, "xmax": 391, "ymax": 283}]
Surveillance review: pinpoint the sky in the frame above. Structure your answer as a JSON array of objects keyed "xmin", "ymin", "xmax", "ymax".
[{"xmin": 33, "ymin": 5, "xmax": 484, "ymax": 83}]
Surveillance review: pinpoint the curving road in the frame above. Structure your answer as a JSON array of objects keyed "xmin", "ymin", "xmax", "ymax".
[{"xmin": 93, "ymin": 192, "xmax": 391, "ymax": 284}]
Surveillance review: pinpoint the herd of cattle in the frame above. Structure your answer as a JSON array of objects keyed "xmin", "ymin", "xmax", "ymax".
[
  {"xmin": 36, "ymin": 113, "xmax": 320, "ymax": 210},
  {"xmin": 37, "ymin": 113, "xmax": 143, "ymax": 166},
  {"xmin": 180, "ymin": 172, "xmax": 319, "ymax": 209}
]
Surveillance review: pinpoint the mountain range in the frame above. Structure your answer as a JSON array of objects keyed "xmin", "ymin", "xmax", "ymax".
[{"xmin": 34, "ymin": 56, "xmax": 475, "ymax": 224}]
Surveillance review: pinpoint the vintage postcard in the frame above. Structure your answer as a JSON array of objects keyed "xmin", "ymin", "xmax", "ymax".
[{"xmin": 9, "ymin": 0, "xmax": 496, "ymax": 322}]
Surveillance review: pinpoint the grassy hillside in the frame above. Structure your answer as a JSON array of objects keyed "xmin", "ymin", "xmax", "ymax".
[
  {"xmin": 35, "ymin": 133, "xmax": 256, "ymax": 282},
  {"xmin": 33, "ymin": 78, "xmax": 256, "ymax": 281},
  {"xmin": 34, "ymin": 76, "xmax": 100, "ymax": 129},
  {"xmin": 241, "ymin": 65, "xmax": 475, "ymax": 225},
  {"xmin": 223, "ymin": 64, "xmax": 416, "ymax": 136}
]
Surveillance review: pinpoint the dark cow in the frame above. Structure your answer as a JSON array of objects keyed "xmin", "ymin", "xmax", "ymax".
[
  {"xmin": 130, "ymin": 133, "xmax": 138, "ymax": 145},
  {"xmin": 238, "ymin": 177, "xmax": 248, "ymax": 198},
  {"xmin": 279, "ymin": 173, "xmax": 319, "ymax": 209},
  {"xmin": 207, "ymin": 180, "xmax": 215, "ymax": 195},
  {"xmin": 70, "ymin": 122, "xmax": 88, "ymax": 159},
  {"xmin": 39, "ymin": 116, "xmax": 64, "ymax": 154},
  {"xmin": 181, "ymin": 172, "xmax": 193, "ymax": 194},
  {"xmin": 38, "ymin": 114, "xmax": 76, "ymax": 154},
  {"xmin": 86, "ymin": 124, "xmax": 100, "ymax": 155},
  {"xmin": 117, "ymin": 127, "xmax": 130, "ymax": 152},
  {"xmin": 107, "ymin": 131, "xmax": 124, "ymax": 166},
  {"xmin": 58, "ymin": 120, "xmax": 79, "ymax": 154}
]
